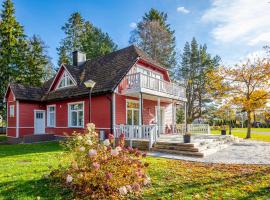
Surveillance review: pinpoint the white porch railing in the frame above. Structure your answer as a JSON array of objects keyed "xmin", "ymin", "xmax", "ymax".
[
  {"xmin": 173, "ymin": 124, "xmax": 210, "ymax": 135},
  {"xmin": 114, "ymin": 125, "xmax": 158, "ymax": 149},
  {"xmin": 120, "ymin": 73, "xmax": 186, "ymax": 99}
]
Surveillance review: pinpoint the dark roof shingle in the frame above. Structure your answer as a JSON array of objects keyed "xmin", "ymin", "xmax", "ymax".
[{"xmin": 9, "ymin": 45, "xmax": 166, "ymax": 102}]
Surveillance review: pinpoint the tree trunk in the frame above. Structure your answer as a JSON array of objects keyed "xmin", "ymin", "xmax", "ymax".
[{"xmin": 246, "ymin": 111, "xmax": 251, "ymax": 139}]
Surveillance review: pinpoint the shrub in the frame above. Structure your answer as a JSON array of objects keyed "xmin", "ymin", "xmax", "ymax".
[{"xmin": 50, "ymin": 123, "xmax": 150, "ymax": 199}]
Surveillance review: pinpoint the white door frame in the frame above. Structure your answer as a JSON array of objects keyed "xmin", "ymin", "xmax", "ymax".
[
  {"xmin": 155, "ymin": 106, "xmax": 165, "ymax": 133},
  {"xmin": 34, "ymin": 110, "xmax": 46, "ymax": 134}
]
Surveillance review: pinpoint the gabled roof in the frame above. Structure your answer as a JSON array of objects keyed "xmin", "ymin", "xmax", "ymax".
[{"xmin": 5, "ymin": 45, "xmax": 168, "ymax": 102}]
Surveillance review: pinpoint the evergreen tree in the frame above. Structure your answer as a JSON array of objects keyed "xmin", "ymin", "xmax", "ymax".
[
  {"xmin": 57, "ymin": 12, "xmax": 117, "ymax": 65},
  {"xmin": 177, "ymin": 37, "xmax": 220, "ymax": 123},
  {"xmin": 0, "ymin": 0, "xmax": 27, "ymax": 117},
  {"xmin": 21, "ymin": 35, "xmax": 54, "ymax": 85},
  {"xmin": 129, "ymin": 8, "xmax": 176, "ymax": 69},
  {"xmin": 0, "ymin": 0, "xmax": 53, "ymax": 119}
]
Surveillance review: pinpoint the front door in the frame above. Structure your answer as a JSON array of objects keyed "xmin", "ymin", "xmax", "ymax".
[
  {"xmin": 155, "ymin": 107, "xmax": 165, "ymax": 134},
  {"xmin": 34, "ymin": 110, "xmax": 45, "ymax": 134}
]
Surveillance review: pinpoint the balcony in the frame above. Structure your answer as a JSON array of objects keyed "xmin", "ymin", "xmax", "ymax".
[{"xmin": 119, "ymin": 73, "xmax": 186, "ymax": 101}]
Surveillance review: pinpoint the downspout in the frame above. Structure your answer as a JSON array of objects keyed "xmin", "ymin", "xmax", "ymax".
[{"xmin": 106, "ymin": 94, "xmax": 113, "ymax": 134}]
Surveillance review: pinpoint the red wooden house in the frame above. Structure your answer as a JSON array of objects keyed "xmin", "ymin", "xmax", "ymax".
[{"xmin": 4, "ymin": 45, "xmax": 186, "ymax": 143}]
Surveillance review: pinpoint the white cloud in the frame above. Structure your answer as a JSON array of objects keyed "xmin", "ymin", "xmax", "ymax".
[
  {"xmin": 202, "ymin": 0, "xmax": 270, "ymax": 46},
  {"xmin": 177, "ymin": 7, "xmax": 190, "ymax": 14},
  {"xmin": 129, "ymin": 22, "xmax": 137, "ymax": 29}
]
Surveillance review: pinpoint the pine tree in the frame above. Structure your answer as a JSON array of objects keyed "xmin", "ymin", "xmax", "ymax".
[
  {"xmin": 129, "ymin": 8, "xmax": 176, "ymax": 69},
  {"xmin": 21, "ymin": 35, "xmax": 54, "ymax": 85},
  {"xmin": 57, "ymin": 12, "xmax": 117, "ymax": 65},
  {"xmin": 0, "ymin": 0, "xmax": 27, "ymax": 117},
  {"xmin": 177, "ymin": 37, "xmax": 220, "ymax": 123}
]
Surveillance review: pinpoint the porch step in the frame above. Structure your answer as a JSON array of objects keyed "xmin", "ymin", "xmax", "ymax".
[
  {"xmin": 151, "ymin": 148, "xmax": 204, "ymax": 157},
  {"xmin": 153, "ymin": 144, "xmax": 199, "ymax": 152},
  {"xmin": 152, "ymin": 142, "xmax": 203, "ymax": 157}
]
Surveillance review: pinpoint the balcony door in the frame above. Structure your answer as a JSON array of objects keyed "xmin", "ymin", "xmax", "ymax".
[{"xmin": 126, "ymin": 100, "xmax": 139, "ymax": 126}]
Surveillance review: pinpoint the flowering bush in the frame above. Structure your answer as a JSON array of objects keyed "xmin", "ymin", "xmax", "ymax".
[{"xmin": 50, "ymin": 123, "xmax": 150, "ymax": 199}]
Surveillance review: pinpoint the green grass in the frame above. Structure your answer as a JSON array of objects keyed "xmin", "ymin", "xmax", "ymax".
[
  {"xmin": 211, "ymin": 128, "xmax": 270, "ymax": 142},
  {"xmin": 0, "ymin": 142, "xmax": 270, "ymax": 199},
  {"xmin": 0, "ymin": 134, "xmax": 7, "ymax": 142}
]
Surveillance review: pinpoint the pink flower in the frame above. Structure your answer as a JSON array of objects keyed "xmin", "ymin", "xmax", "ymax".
[
  {"xmin": 126, "ymin": 185, "xmax": 132, "ymax": 192},
  {"xmin": 111, "ymin": 149, "xmax": 119, "ymax": 156},
  {"xmin": 92, "ymin": 162, "xmax": 100, "ymax": 170},
  {"xmin": 115, "ymin": 146, "xmax": 122, "ymax": 152},
  {"xmin": 132, "ymin": 183, "xmax": 141, "ymax": 192},
  {"xmin": 66, "ymin": 175, "xmax": 73, "ymax": 183},
  {"xmin": 105, "ymin": 172, "xmax": 112, "ymax": 179},
  {"xmin": 88, "ymin": 149, "xmax": 97, "ymax": 157},
  {"xmin": 143, "ymin": 175, "xmax": 151, "ymax": 185},
  {"xmin": 79, "ymin": 146, "xmax": 85, "ymax": 152},
  {"xmin": 119, "ymin": 186, "xmax": 127, "ymax": 196},
  {"xmin": 103, "ymin": 139, "xmax": 110, "ymax": 146}
]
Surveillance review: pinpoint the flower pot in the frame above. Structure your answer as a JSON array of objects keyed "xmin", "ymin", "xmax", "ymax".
[
  {"xmin": 221, "ymin": 130, "xmax": 226, "ymax": 135},
  {"xmin": 183, "ymin": 135, "xmax": 191, "ymax": 143}
]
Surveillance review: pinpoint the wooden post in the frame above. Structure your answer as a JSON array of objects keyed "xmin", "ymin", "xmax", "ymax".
[{"xmin": 157, "ymin": 97, "xmax": 160, "ymax": 136}]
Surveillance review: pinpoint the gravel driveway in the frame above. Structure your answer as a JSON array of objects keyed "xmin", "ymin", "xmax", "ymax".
[{"xmin": 148, "ymin": 140, "xmax": 270, "ymax": 165}]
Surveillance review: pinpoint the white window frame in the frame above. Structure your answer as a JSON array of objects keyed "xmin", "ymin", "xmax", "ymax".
[
  {"xmin": 68, "ymin": 101, "xmax": 84, "ymax": 128},
  {"xmin": 56, "ymin": 71, "xmax": 76, "ymax": 90},
  {"xmin": 126, "ymin": 99, "xmax": 139, "ymax": 125},
  {"xmin": 136, "ymin": 65, "xmax": 163, "ymax": 80},
  {"xmin": 47, "ymin": 105, "xmax": 56, "ymax": 127},
  {"xmin": 10, "ymin": 105, "xmax": 15, "ymax": 118}
]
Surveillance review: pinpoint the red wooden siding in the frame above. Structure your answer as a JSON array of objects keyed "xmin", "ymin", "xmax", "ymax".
[
  {"xmin": 46, "ymin": 95, "xmax": 111, "ymax": 136},
  {"xmin": 6, "ymin": 88, "xmax": 16, "ymax": 137},
  {"xmin": 19, "ymin": 102, "xmax": 45, "ymax": 137}
]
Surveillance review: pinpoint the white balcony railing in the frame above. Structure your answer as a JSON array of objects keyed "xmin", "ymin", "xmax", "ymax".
[{"xmin": 120, "ymin": 73, "xmax": 186, "ymax": 100}]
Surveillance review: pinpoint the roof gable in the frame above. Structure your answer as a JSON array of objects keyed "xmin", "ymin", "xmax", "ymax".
[{"xmin": 48, "ymin": 64, "xmax": 77, "ymax": 92}]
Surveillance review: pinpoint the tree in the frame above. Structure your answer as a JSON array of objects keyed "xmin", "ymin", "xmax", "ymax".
[
  {"xmin": 207, "ymin": 59, "xmax": 270, "ymax": 138},
  {"xmin": 177, "ymin": 37, "xmax": 220, "ymax": 123},
  {"xmin": 57, "ymin": 12, "xmax": 117, "ymax": 65},
  {"xmin": 0, "ymin": 0, "xmax": 27, "ymax": 119},
  {"xmin": 0, "ymin": 0, "xmax": 53, "ymax": 121},
  {"xmin": 129, "ymin": 8, "xmax": 176, "ymax": 69},
  {"xmin": 18, "ymin": 35, "xmax": 54, "ymax": 85}
]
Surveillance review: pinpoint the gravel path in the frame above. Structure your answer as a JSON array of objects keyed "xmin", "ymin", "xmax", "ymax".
[{"xmin": 148, "ymin": 140, "xmax": 270, "ymax": 165}]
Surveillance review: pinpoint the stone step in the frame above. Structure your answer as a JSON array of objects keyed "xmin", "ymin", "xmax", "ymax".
[
  {"xmin": 153, "ymin": 145, "xmax": 199, "ymax": 152},
  {"xmin": 155, "ymin": 142, "xmax": 195, "ymax": 147},
  {"xmin": 151, "ymin": 148, "xmax": 204, "ymax": 157}
]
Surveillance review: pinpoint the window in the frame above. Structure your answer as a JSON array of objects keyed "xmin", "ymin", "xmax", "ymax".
[
  {"xmin": 57, "ymin": 71, "xmax": 75, "ymax": 89},
  {"xmin": 68, "ymin": 102, "xmax": 84, "ymax": 128},
  {"xmin": 47, "ymin": 105, "xmax": 55, "ymax": 127},
  {"xmin": 137, "ymin": 66, "xmax": 163, "ymax": 80},
  {"xmin": 126, "ymin": 100, "xmax": 139, "ymax": 125},
  {"xmin": 9, "ymin": 105, "xmax": 14, "ymax": 118}
]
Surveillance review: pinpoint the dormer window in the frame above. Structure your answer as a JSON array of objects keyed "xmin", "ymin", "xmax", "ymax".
[{"xmin": 56, "ymin": 71, "xmax": 75, "ymax": 89}]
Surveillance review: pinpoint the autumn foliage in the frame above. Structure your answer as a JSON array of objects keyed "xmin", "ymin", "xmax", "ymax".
[
  {"xmin": 207, "ymin": 58, "xmax": 270, "ymax": 138},
  {"xmin": 50, "ymin": 123, "xmax": 150, "ymax": 199}
]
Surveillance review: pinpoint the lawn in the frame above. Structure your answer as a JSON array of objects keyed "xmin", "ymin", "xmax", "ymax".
[
  {"xmin": 211, "ymin": 128, "xmax": 270, "ymax": 142},
  {"xmin": 0, "ymin": 142, "xmax": 270, "ymax": 199},
  {"xmin": 0, "ymin": 134, "xmax": 7, "ymax": 142}
]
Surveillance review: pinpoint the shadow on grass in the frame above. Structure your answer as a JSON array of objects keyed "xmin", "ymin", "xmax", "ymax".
[
  {"xmin": 0, "ymin": 178, "xmax": 72, "ymax": 200},
  {"xmin": 145, "ymin": 166, "xmax": 270, "ymax": 199},
  {"xmin": 0, "ymin": 142, "xmax": 64, "ymax": 158}
]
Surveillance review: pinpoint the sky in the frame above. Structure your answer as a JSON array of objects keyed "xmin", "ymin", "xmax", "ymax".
[{"xmin": 1, "ymin": 0, "xmax": 270, "ymax": 67}]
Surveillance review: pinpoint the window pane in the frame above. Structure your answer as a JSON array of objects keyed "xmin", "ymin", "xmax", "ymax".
[
  {"xmin": 127, "ymin": 110, "xmax": 132, "ymax": 125},
  {"xmin": 59, "ymin": 79, "xmax": 65, "ymax": 88},
  {"xmin": 78, "ymin": 111, "xmax": 83, "ymax": 126},
  {"xmin": 50, "ymin": 113, "xmax": 55, "ymax": 126},
  {"xmin": 127, "ymin": 102, "xmax": 139, "ymax": 109},
  {"xmin": 71, "ymin": 111, "xmax": 77, "ymax": 126},
  {"xmin": 67, "ymin": 78, "xmax": 73, "ymax": 86},
  {"xmin": 77, "ymin": 103, "xmax": 83, "ymax": 110},
  {"xmin": 49, "ymin": 106, "xmax": 55, "ymax": 112},
  {"xmin": 133, "ymin": 110, "xmax": 139, "ymax": 125}
]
